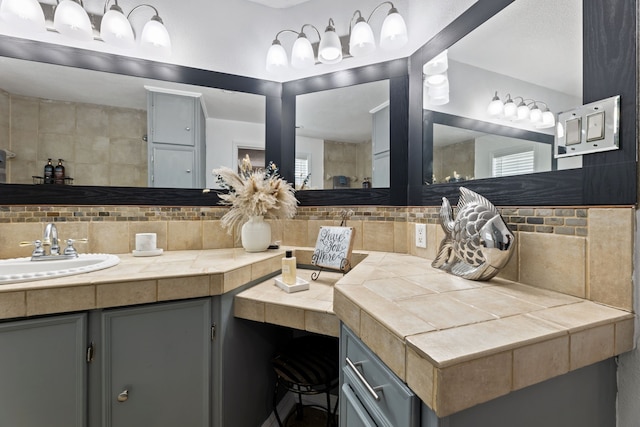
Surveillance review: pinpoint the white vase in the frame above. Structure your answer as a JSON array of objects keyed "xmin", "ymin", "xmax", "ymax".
[{"xmin": 241, "ymin": 215, "xmax": 271, "ymax": 252}]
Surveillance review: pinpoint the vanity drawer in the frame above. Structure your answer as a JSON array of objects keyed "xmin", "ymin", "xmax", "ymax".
[{"xmin": 340, "ymin": 324, "xmax": 419, "ymax": 427}]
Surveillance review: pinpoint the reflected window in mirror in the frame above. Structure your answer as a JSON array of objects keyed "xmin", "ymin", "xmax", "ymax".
[
  {"xmin": 423, "ymin": 0, "xmax": 582, "ymax": 185},
  {"xmin": 295, "ymin": 79, "xmax": 390, "ymax": 190}
]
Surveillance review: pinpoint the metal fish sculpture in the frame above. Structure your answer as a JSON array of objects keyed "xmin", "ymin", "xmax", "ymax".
[{"xmin": 432, "ymin": 187, "xmax": 515, "ymax": 281}]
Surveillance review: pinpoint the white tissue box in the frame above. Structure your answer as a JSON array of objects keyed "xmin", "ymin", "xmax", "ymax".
[{"xmin": 275, "ymin": 276, "xmax": 309, "ymax": 293}]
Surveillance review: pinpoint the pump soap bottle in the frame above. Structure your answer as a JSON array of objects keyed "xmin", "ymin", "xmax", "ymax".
[
  {"xmin": 44, "ymin": 159, "xmax": 54, "ymax": 184},
  {"xmin": 54, "ymin": 159, "xmax": 65, "ymax": 185},
  {"xmin": 281, "ymin": 250, "xmax": 297, "ymax": 285}
]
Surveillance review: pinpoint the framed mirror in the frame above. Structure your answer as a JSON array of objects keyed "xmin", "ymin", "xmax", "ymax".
[
  {"xmin": 422, "ymin": 0, "xmax": 582, "ymax": 185},
  {"xmin": 295, "ymin": 80, "xmax": 390, "ymax": 190}
]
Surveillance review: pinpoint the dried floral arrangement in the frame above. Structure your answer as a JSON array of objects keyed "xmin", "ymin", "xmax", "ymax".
[{"xmin": 205, "ymin": 155, "xmax": 298, "ymax": 234}]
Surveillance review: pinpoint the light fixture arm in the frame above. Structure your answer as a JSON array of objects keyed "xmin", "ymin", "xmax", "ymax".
[
  {"xmin": 299, "ymin": 23, "xmax": 321, "ymax": 41},
  {"xmin": 272, "ymin": 29, "xmax": 300, "ymax": 43},
  {"xmin": 366, "ymin": 1, "xmax": 396, "ymax": 22},
  {"xmin": 127, "ymin": 3, "xmax": 161, "ymax": 22},
  {"xmin": 104, "ymin": 0, "xmax": 122, "ymax": 14}
]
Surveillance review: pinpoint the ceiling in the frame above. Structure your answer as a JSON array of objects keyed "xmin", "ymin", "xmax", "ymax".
[{"xmin": 0, "ymin": 0, "xmax": 581, "ymax": 144}]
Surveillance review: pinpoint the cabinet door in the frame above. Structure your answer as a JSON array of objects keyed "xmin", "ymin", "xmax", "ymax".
[
  {"xmin": 341, "ymin": 383, "xmax": 377, "ymax": 427},
  {"xmin": 150, "ymin": 92, "xmax": 196, "ymax": 146},
  {"xmin": 102, "ymin": 299, "xmax": 211, "ymax": 427},
  {"xmin": 0, "ymin": 313, "xmax": 87, "ymax": 427},
  {"xmin": 150, "ymin": 145, "xmax": 196, "ymax": 188}
]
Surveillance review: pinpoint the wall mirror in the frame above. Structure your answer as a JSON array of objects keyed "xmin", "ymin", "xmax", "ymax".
[
  {"xmin": 0, "ymin": 55, "xmax": 266, "ymax": 190},
  {"xmin": 295, "ymin": 80, "xmax": 390, "ymax": 190},
  {"xmin": 422, "ymin": 0, "xmax": 583, "ymax": 185}
]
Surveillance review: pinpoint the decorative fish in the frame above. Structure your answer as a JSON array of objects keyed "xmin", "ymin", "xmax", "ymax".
[{"xmin": 432, "ymin": 187, "xmax": 515, "ymax": 281}]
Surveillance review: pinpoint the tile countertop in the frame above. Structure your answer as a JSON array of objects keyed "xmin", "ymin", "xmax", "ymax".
[
  {"xmin": 0, "ymin": 249, "xmax": 286, "ymax": 319},
  {"xmin": 331, "ymin": 252, "xmax": 635, "ymax": 418}
]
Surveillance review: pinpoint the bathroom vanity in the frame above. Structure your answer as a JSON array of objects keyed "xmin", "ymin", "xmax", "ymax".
[{"xmin": 0, "ymin": 248, "xmax": 633, "ymax": 427}]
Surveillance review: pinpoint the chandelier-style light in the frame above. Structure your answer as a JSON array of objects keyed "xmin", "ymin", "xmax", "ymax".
[
  {"xmin": 0, "ymin": 0, "xmax": 171, "ymax": 55},
  {"xmin": 487, "ymin": 92, "xmax": 556, "ymax": 129},
  {"xmin": 266, "ymin": 1, "xmax": 408, "ymax": 73}
]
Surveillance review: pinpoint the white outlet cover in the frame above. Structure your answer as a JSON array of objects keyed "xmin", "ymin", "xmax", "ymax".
[{"xmin": 415, "ymin": 223, "xmax": 427, "ymax": 248}]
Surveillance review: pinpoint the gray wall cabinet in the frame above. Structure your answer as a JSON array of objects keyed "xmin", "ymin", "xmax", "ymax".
[
  {"xmin": 147, "ymin": 91, "xmax": 206, "ymax": 188},
  {"xmin": 101, "ymin": 299, "xmax": 212, "ymax": 427},
  {"xmin": 0, "ymin": 313, "xmax": 87, "ymax": 427}
]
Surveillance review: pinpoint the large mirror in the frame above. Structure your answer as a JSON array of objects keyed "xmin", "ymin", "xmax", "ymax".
[
  {"xmin": 295, "ymin": 80, "xmax": 390, "ymax": 190},
  {"xmin": 0, "ymin": 55, "xmax": 265, "ymax": 189},
  {"xmin": 422, "ymin": 0, "xmax": 582, "ymax": 185}
]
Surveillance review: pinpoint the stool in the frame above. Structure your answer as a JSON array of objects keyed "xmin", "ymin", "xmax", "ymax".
[{"xmin": 271, "ymin": 335, "xmax": 339, "ymax": 427}]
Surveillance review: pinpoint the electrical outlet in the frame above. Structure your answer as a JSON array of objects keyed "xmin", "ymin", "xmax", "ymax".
[{"xmin": 415, "ymin": 223, "xmax": 427, "ymax": 248}]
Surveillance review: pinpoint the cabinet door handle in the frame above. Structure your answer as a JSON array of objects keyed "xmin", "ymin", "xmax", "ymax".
[
  {"xmin": 117, "ymin": 389, "xmax": 129, "ymax": 402},
  {"xmin": 186, "ymin": 169, "xmax": 191, "ymax": 173},
  {"xmin": 346, "ymin": 357, "xmax": 382, "ymax": 401},
  {"xmin": 185, "ymin": 127, "xmax": 191, "ymax": 131}
]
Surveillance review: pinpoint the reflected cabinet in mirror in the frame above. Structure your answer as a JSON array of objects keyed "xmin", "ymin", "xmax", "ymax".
[
  {"xmin": 422, "ymin": 0, "xmax": 582, "ymax": 185},
  {"xmin": 0, "ymin": 55, "xmax": 266, "ymax": 190},
  {"xmin": 295, "ymin": 80, "xmax": 390, "ymax": 190}
]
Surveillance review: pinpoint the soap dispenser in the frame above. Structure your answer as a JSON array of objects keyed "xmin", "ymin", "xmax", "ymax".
[
  {"xmin": 281, "ymin": 250, "xmax": 297, "ymax": 285},
  {"xmin": 44, "ymin": 159, "xmax": 54, "ymax": 184},
  {"xmin": 54, "ymin": 159, "xmax": 65, "ymax": 185}
]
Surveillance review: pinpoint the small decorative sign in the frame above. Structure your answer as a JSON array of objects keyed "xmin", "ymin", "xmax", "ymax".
[{"xmin": 312, "ymin": 226, "xmax": 355, "ymax": 272}]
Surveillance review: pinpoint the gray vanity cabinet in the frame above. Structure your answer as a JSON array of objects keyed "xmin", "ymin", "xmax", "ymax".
[
  {"xmin": 0, "ymin": 313, "xmax": 87, "ymax": 427},
  {"xmin": 147, "ymin": 91, "xmax": 206, "ymax": 188},
  {"xmin": 100, "ymin": 299, "xmax": 212, "ymax": 427}
]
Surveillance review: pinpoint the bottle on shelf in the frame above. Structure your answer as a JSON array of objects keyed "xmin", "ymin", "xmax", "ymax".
[
  {"xmin": 281, "ymin": 250, "xmax": 297, "ymax": 285},
  {"xmin": 54, "ymin": 159, "xmax": 65, "ymax": 185},
  {"xmin": 44, "ymin": 159, "xmax": 54, "ymax": 184}
]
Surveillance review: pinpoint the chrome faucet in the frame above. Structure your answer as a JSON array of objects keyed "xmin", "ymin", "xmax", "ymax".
[{"xmin": 43, "ymin": 223, "xmax": 60, "ymax": 256}]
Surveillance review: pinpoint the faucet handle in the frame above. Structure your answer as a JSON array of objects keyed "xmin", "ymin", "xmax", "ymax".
[
  {"xmin": 63, "ymin": 238, "xmax": 88, "ymax": 257},
  {"xmin": 20, "ymin": 240, "xmax": 45, "ymax": 257}
]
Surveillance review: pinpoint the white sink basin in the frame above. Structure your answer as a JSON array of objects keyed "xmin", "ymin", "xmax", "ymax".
[{"xmin": 0, "ymin": 253, "xmax": 120, "ymax": 285}]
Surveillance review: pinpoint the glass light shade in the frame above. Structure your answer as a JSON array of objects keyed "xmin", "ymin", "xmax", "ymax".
[
  {"xmin": 539, "ymin": 110, "xmax": 556, "ymax": 128},
  {"xmin": 140, "ymin": 17, "xmax": 172, "ymax": 55},
  {"xmin": 487, "ymin": 97, "xmax": 504, "ymax": 116},
  {"xmin": 53, "ymin": 0, "xmax": 93, "ymax": 42},
  {"xmin": 556, "ymin": 122, "xmax": 565, "ymax": 138},
  {"xmin": 425, "ymin": 73, "xmax": 448, "ymax": 88},
  {"xmin": 423, "ymin": 50, "xmax": 448, "ymax": 75},
  {"xmin": 291, "ymin": 35, "xmax": 314, "ymax": 69},
  {"xmin": 266, "ymin": 41, "xmax": 288, "ymax": 73},
  {"xmin": 349, "ymin": 19, "xmax": 375, "ymax": 57},
  {"xmin": 0, "ymin": 0, "xmax": 45, "ymax": 33},
  {"xmin": 503, "ymin": 99, "xmax": 517, "ymax": 119},
  {"xmin": 517, "ymin": 103, "xmax": 530, "ymax": 121},
  {"xmin": 428, "ymin": 82, "xmax": 449, "ymax": 98},
  {"xmin": 379, "ymin": 9, "xmax": 408, "ymax": 50},
  {"xmin": 429, "ymin": 93, "xmax": 449, "ymax": 106},
  {"xmin": 529, "ymin": 105, "xmax": 543, "ymax": 123},
  {"xmin": 318, "ymin": 26, "xmax": 342, "ymax": 64},
  {"xmin": 100, "ymin": 7, "xmax": 134, "ymax": 49}
]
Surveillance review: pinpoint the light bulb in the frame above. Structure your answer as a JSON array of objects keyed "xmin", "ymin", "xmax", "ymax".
[
  {"xmin": 529, "ymin": 105, "xmax": 543, "ymax": 123},
  {"xmin": 140, "ymin": 16, "xmax": 171, "ymax": 55},
  {"xmin": 517, "ymin": 102, "xmax": 530, "ymax": 121},
  {"xmin": 423, "ymin": 50, "xmax": 448, "ymax": 75},
  {"xmin": 487, "ymin": 92, "xmax": 504, "ymax": 116},
  {"xmin": 503, "ymin": 99, "xmax": 517, "ymax": 119}
]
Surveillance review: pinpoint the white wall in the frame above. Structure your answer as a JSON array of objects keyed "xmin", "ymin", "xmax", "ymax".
[
  {"xmin": 295, "ymin": 136, "xmax": 324, "ymax": 190},
  {"xmin": 206, "ymin": 118, "xmax": 265, "ymax": 188}
]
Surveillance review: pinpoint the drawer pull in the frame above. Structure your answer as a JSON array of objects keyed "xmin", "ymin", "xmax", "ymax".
[{"xmin": 346, "ymin": 357, "xmax": 382, "ymax": 401}]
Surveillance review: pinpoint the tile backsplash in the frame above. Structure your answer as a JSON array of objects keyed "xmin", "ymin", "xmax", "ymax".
[{"xmin": 0, "ymin": 204, "xmax": 633, "ymax": 312}]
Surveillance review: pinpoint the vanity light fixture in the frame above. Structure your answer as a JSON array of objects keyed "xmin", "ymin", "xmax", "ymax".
[
  {"xmin": 0, "ymin": 0, "xmax": 171, "ymax": 55},
  {"xmin": 488, "ymin": 92, "xmax": 556, "ymax": 129},
  {"xmin": 265, "ymin": 1, "xmax": 407, "ymax": 73}
]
